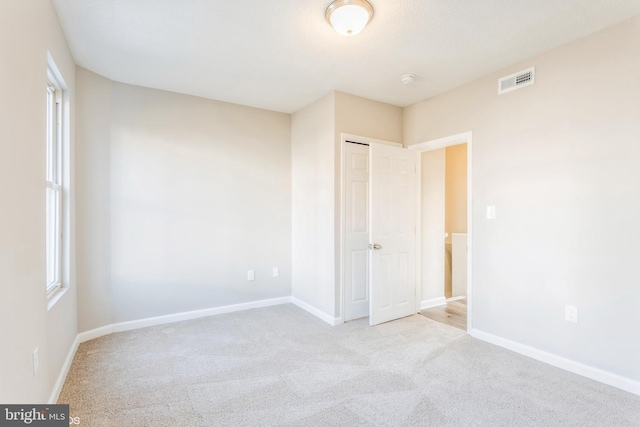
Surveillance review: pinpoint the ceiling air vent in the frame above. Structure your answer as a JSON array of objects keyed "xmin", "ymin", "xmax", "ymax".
[{"xmin": 498, "ymin": 66, "xmax": 535, "ymax": 94}]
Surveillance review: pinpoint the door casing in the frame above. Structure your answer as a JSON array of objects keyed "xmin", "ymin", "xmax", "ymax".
[{"xmin": 339, "ymin": 131, "xmax": 473, "ymax": 333}]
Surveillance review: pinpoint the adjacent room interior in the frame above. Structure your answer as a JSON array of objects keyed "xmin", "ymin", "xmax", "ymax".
[
  {"xmin": 2, "ymin": 0, "xmax": 639, "ymax": 425},
  {"xmin": 420, "ymin": 142, "xmax": 469, "ymax": 331}
]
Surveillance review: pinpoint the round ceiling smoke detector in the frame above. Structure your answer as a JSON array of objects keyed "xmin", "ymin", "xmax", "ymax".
[{"xmin": 401, "ymin": 74, "xmax": 415, "ymax": 85}]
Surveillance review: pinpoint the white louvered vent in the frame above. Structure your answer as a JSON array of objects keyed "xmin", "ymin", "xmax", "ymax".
[{"xmin": 498, "ymin": 67, "xmax": 535, "ymax": 94}]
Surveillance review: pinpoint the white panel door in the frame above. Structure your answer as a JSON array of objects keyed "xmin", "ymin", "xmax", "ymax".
[
  {"xmin": 344, "ymin": 142, "xmax": 370, "ymax": 321},
  {"xmin": 369, "ymin": 143, "xmax": 417, "ymax": 326}
]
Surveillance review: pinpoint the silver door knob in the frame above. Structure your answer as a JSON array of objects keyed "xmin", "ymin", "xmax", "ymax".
[{"xmin": 369, "ymin": 243, "xmax": 382, "ymax": 250}]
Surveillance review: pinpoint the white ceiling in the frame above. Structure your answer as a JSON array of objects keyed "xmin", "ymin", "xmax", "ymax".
[{"xmin": 52, "ymin": 0, "xmax": 640, "ymax": 113}]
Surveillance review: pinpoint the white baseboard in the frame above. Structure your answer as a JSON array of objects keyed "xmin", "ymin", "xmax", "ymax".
[
  {"xmin": 48, "ymin": 335, "xmax": 79, "ymax": 404},
  {"xmin": 469, "ymin": 328, "xmax": 640, "ymax": 396},
  {"xmin": 291, "ymin": 297, "xmax": 341, "ymax": 326},
  {"xmin": 51, "ymin": 296, "xmax": 293, "ymax": 403},
  {"xmin": 51, "ymin": 296, "xmax": 344, "ymax": 404},
  {"xmin": 420, "ymin": 297, "xmax": 447, "ymax": 310},
  {"xmin": 107, "ymin": 296, "xmax": 292, "ymax": 336},
  {"xmin": 50, "ymin": 301, "xmax": 639, "ymax": 404},
  {"xmin": 77, "ymin": 324, "xmax": 114, "ymax": 343}
]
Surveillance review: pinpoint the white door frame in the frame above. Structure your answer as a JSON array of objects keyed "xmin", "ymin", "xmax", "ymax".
[
  {"xmin": 339, "ymin": 133, "xmax": 402, "ymax": 325},
  {"xmin": 408, "ymin": 131, "xmax": 473, "ymax": 332}
]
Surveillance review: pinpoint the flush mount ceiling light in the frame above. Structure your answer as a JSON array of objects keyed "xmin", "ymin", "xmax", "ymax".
[{"xmin": 325, "ymin": 0, "xmax": 374, "ymax": 36}]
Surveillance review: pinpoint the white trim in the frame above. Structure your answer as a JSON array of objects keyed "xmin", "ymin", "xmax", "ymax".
[
  {"xmin": 47, "ymin": 335, "xmax": 79, "ymax": 404},
  {"xmin": 466, "ymin": 137, "xmax": 473, "ymax": 333},
  {"xmin": 47, "ymin": 52, "xmax": 68, "ymax": 91},
  {"xmin": 112, "ymin": 297, "xmax": 293, "ymax": 333},
  {"xmin": 50, "ymin": 297, "xmax": 295, "ymax": 403},
  {"xmin": 77, "ymin": 324, "xmax": 115, "ymax": 344},
  {"xmin": 408, "ymin": 132, "xmax": 472, "ymax": 153},
  {"xmin": 409, "ymin": 131, "xmax": 473, "ymax": 332},
  {"xmin": 46, "ymin": 52, "xmax": 71, "ymax": 310},
  {"xmin": 341, "ymin": 133, "xmax": 402, "ymax": 148},
  {"xmin": 446, "ymin": 295, "xmax": 466, "ymax": 302},
  {"xmin": 414, "ymin": 151, "xmax": 422, "ymax": 311},
  {"xmin": 46, "ymin": 287, "xmax": 68, "ymax": 311},
  {"xmin": 80, "ymin": 297, "xmax": 293, "ymax": 341},
  {"xmin": 420, "ymin": 297, "xmax": 447, "ymax": 310},
  {"xmin": 339, "ymin": 136, "xmax": 346, "ymax": 323},
  {"xmin": 292, "ymin": 297, "xmax": 342, "ymax": 326},
  {"xmin": 469, "ymin": 328, "xmax": 640, "ymax": 396}
]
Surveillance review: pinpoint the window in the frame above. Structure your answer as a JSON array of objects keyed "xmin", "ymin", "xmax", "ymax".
[{"xmin": 46, "ymin": 65, "xmax": 64, "ymax": 296}]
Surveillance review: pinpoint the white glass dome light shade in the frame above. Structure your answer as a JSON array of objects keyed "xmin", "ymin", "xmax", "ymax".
[
  {"xmin": 326, "ymin": 0, "xmax": 374, "ymax": 37},
  {"xmin": 329, "ymin": 5, "xmax": 370, "ymax": 36}
]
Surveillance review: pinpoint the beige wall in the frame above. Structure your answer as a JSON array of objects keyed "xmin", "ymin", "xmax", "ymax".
[
  {"xmin": 4, "ymin": 0, "xmax": 637, "ymax": 402},
  {"xmin": 334, "ymin": 91, "xmax": 404, "ymax": 144},
  {"xmin": 0, "ymin": 0, "xmax": 78, "ymax": 403},
  {"xmin": 421, "ymin": 149, "xmax": 446, "ymax": 303},
  {"xmin": 334, "ymin": 92, "xmax": 403, "ymax": 316},
  {"xmin": 75, "ymin": 68, "xmax": 113, "ymax": 331},
  {"xmin": 291, "ymin": 91, "xmax": 403, "ymax": 319},
  {"xmin": 291, "ymin": 93, "xmax": 336, "ymax": 315},
  {"xmin": 76, "ymin": 74, "xmax": 292, "ymax": 326},
  {"xmin": 445, "ymin": 144, "xmax": 467, "ymax": 236},
  {"xmin": 404, "ymin": 15, "xmax": 640, "ymax": 381}
]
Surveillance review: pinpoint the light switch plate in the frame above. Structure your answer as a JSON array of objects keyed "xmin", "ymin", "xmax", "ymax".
[
  {"xmin": 272, "ymin": 267, "xmax": 279, "ymax": 277},
  {"xmin": 247, "ymin": 270, "xmax": 255, "ymax": 281}
]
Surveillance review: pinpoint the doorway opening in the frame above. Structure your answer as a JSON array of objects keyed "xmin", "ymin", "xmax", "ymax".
[
  {"xmin": 339, "ymin": 132, "xmax": 472, "ymax": 331},
  {"xmin": 419, "ymin": 144, "xmax": 468, "ymax": 330},
  {"xmin": 409, "ymin": 132, "xmax": 473, "ymax": 332}
]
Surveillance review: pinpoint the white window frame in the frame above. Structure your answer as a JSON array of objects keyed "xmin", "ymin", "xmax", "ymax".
[{"xmin": 46, "ymin": 62, "xmax": 64, "ymax": 298}]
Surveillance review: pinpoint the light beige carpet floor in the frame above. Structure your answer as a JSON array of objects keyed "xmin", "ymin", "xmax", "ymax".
[{"xmin": 58, "ymin": 304, "xmax": 640, "ymax": 426}]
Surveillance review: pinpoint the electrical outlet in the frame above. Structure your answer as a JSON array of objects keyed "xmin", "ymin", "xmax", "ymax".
[
  {"xmin": 272, "ymin": 267, "xmax": 279, "ymax": 277},
  {"xmin": 486, "ymin": 205, "xmax": 496, "ymax": 219},
  {"xmin": 33, "ymin": 348, "xmax": 39, "ymax": 377},
  {"xmin": 565, "ymin": 305, "xmax": 578, "ymax": 323},
  {"xmin": 247, "ymin": 270, "xmax": 255, "ymax": 281}
]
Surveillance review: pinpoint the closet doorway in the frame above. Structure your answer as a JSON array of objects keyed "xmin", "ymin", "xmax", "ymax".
[
  {"xmin": 340, "ymin": 132, "xmax": 472, "ymax": 331},
  {"xmin": 341, "ymin": 134, "xmax": 417, "ymax": 326}
]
